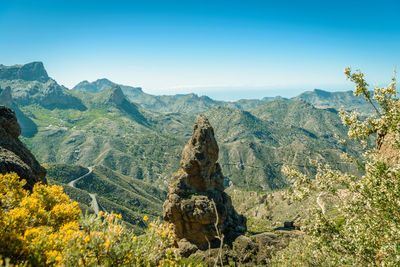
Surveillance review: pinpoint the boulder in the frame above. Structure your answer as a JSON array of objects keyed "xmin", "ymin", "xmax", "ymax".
[
  {"xmin": 0, "ymin": 105, "xmax": 46, "ymax": 190},
  {"xmin": 163, "ymin": 115, "xmax": 246, "ymax": 251}
]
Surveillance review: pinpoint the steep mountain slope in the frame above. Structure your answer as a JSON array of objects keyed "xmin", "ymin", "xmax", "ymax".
[
  {"xmin": 204, "ymin": 105, "xmax": 359, "ymax": 190},
  {"xmin": 20, "ymin": 85, "xmax": 188, "ymax": 191},
  {"xmin": 46, "ymin": 163, "xmax": 165, "ymax": 233},
  {"xmin": 251, "ymin": 100, "xmax": 347, "ymax": 138}
]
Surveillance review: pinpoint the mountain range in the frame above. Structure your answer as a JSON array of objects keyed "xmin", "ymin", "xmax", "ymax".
[{"xmin": 0, "ymin": 62, "xmax": 372, "ymax": 230}]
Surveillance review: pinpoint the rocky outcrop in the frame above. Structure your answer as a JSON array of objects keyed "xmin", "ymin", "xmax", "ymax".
[
  {"xmin": 0, "ymin": 105, "xmax": 46, "ymax": 190},
  {"xmin": 0, "ymin": 62, "xmax": 50, "ymax": 82},
  {"xmin": 163, "ymin": 115, "xmax": 246, "ymax": 251}
]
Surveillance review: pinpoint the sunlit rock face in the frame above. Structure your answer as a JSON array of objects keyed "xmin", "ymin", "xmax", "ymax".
[{"xmin": 163, "ymin": 114, "xmax": 246, "ymax": 250}]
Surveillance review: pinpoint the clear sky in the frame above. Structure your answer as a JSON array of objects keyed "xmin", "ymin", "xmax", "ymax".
[{"xmin": 1, "ymin": 0, "xmax": 399, "ymax": 100}]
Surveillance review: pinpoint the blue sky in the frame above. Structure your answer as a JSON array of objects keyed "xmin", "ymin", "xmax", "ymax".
[{"xmin": 0, "ymin": 0, "xmax": 399, "ymax": 100}]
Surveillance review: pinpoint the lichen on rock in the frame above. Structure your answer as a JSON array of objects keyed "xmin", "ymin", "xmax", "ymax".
[{"xmin": 163, "ymin": 114, "xmax": 246, "ymax": 251}]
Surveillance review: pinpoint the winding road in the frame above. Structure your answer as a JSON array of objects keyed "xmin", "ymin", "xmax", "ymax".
[{"xmin": 68, "ymin": 167, "xmax": 101, "ymax": 215}]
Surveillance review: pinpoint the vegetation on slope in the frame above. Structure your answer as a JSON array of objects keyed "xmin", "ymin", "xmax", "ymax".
[
  {"xmin": 205, "ymin": 105, "xmax": 362, "ymax": 190},
  {"xmin": 45, "ymin": 164, "xmax": 166, "ymax": 232}
]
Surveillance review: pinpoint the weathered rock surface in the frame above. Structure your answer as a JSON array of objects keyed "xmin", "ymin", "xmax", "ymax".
[
  {"xmin": 0, "ymin": 105, "xmax": 46, "ymax": 190},
  {"xmin": 163, "ymin": 115, "xmax": 246, "ymax": 250}
]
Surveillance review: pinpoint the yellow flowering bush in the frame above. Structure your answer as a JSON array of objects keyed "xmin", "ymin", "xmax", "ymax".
[
  {"xmin": 63, "ymin": 214, "xmax": 184, "ymax": 266},
  {"xmin": 0, "ymin": 172, "xmax": 80, "ymax": 266},
  {"xmin": 0, "ymin": 172, "xmax": 204, "ymax": 266}
]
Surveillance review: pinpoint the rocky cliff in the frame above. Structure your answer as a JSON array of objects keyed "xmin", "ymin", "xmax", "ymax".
[
  {"xmin": 0, "ymin": 105, "xmax": 46, "ymax": 190},
  {"xmin": 0, "ymin": 62, "xmax": 86, "ymax": 110},
  {"xmin": 163, "ymin": 115, "xmax": 246, "ymax": 252},
  {"xmin": 0, "ymin": 62, "xmax": 50, "ymax": 83}
]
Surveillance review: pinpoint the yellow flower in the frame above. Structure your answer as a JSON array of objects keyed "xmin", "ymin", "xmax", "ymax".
[
  {"xmin": 161, "ymin": 231, "xmax": 167, "ymax": 239},
  {"xmin": 143, "ymin": 215, "xmax": 149, "ymax": 222},
  {"xmin": 104, "ymin": 240, "xmax": 111, "ymax": 250},
  {"xmin": 132, "ymin": 236, "xmax": 137, "ymax": 243},
  {"xmin": 84, "ymin": 235, "xmax": 90, "ymax": 243}
]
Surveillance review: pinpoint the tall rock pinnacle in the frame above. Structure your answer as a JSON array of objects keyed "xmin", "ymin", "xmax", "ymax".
[{"xmin": 163, "ymin": 114, "xmax": 246, "ymax": 252}]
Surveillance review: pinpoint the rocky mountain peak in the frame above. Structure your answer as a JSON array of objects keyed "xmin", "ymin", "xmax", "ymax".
[
  {"xmin": 107, "ymin": 85, "xmax": 126, "ymax": 105},
  {"xmin": 180, "ymin": 114, "xmax": 221, "ymax": 191},
  {"xmin": 163, "ymin": 114, "xmax": 246, "ymax": 253},
  {"xmin": 0, "ymin": 106, "xmax": 46, "ymax": 190},
  {"xmin": 0, "ymin": 62, "xmax": 49, "ymax": 82}
]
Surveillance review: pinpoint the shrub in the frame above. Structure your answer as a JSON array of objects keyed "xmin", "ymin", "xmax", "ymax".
[
  {"xmin": 271, "ymin": 69, "xmax": 400, "ymax": 266},
  {"xmin": 0, "ymin": 172, "xmax": 81, "ymax": 266}
]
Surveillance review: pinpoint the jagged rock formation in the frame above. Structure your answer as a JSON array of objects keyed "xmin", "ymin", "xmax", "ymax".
[
  {"xmin": 0, "ymin": 62, "xmax": 50, "ymax": 82},
  {"xmin": 163, "ymin": 114, "xmax": 246, "ymax": 251},
  {"xmin": 0, "ymin": 62, "xmax": 86, "ymax": 110},
  {"xmin": 0, "ymin": 105, "xmax": 46, "ymax": 190}
]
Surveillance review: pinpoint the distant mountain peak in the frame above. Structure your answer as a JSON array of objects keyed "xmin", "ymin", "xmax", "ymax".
[
  {"xmin": 108, "ymin": 85, "xmax": 126, "ymax": 105},
  {"xmin": 72, "ymin": 78, "xmax": 143, "ymax": 94},
  {"xmin": 313, "ymin": 89, "xmax": 332, "ymax": 97},
  {"xmin": 0, "ymin": 62, "xmax": 49, "ymax": 83}
]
